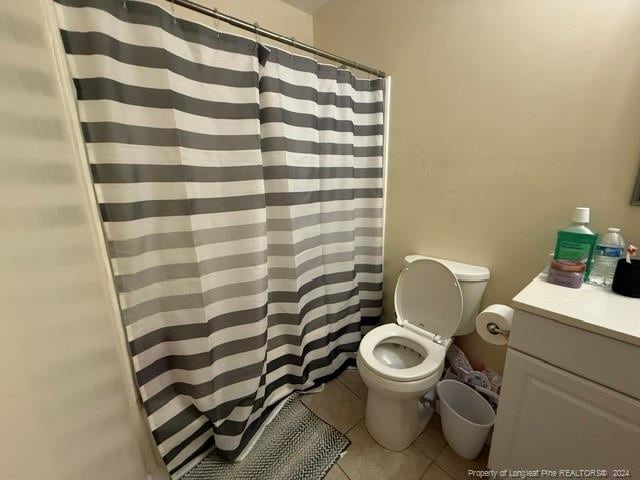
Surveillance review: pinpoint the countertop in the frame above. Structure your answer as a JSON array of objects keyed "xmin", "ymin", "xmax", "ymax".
[{"xmin": 512, "ymin": 274, "xmax": 640, "ymax": 346}]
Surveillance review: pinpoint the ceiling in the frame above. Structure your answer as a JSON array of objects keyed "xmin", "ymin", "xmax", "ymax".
[{"xmin": 281, "ymin": 0, "xmax": 331, "ymax": 15}]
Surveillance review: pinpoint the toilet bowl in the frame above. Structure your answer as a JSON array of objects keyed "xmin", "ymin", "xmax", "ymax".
[{"xmin": 357, "ymin": 255, "xmax": 490, "ymax": 451}]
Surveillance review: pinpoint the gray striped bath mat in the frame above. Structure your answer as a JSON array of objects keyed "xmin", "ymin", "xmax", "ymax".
[{"xmin": 182, "ymin": 393, "xmax": 350, "ymax": 480}]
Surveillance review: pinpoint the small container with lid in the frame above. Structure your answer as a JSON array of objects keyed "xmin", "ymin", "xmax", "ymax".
[{"xmin": 547, "ymin": 260, "xmax": 586, "ymax": 289}]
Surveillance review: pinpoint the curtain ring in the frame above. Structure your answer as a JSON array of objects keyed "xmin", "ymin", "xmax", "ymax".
[
  {"xmin": 253, "ymin": 22, "xmax": 260, "ymax": 44},
  {"xmin": 171, "ymin": 0, "xmax": 177, "ymax": 24},
  {"xmin": 213, "ymin": 8, "xmax": 220, "ymax": 39},
  {"xmin": 289, "ymin": 36, "xmax": 296, "ymax": 55}
]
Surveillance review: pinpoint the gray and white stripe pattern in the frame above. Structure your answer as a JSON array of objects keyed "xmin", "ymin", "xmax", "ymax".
[{"xmin": 54, "ymin": 0, "xmax": 384, "ymax": 477}]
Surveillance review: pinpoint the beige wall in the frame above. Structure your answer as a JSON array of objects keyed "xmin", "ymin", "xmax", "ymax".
[
  {"xmin": 0, "ymin": 1, "xmax": 314, "ymax": 480},
  {"xmin": 0, "ymin": 1, "xmax": 153, "ymax": 479},
  {"xmin": 314, "ymin": 0, "xmax": 640, "ymax": 372}
]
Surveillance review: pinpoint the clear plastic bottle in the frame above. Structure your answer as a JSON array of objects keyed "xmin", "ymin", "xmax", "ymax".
[{"xmin": 589, "ymin": 228, "xmax": 625, "ymax": 287}]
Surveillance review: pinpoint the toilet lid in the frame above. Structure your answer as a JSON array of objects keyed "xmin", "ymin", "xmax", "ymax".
[{"xmin": 394, "ymin": 258, "xmax": 463, "ymax": 338}]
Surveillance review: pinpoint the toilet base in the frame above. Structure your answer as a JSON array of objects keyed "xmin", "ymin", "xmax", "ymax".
[{"xmin": 364, "ymin": 389, "xmax": 434, "ymax": 451}]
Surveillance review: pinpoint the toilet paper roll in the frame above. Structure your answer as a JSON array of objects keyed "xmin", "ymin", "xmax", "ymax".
[{"xmin": 475, "ymin": 304, "xmax": 513, "ymax": 346}]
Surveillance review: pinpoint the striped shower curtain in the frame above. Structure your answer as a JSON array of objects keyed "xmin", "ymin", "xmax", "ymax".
[{"xmin": 54, "ymin": 0, "xmax": 384, "ymax": 477}]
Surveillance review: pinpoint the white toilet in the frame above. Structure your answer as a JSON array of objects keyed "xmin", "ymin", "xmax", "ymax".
[{"xmin": 357, "ymin": 255, "xmax": 490, "ymax": 451}]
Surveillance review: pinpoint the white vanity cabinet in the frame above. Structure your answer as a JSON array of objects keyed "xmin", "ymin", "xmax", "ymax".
[{"xmin": 488, "ymin": 275, "xmax": 640, "ymax": 472}]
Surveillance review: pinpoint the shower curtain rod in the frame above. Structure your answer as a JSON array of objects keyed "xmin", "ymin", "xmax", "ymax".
[{"xmin": 168, "ymin": 0, "xmax": 387, "ymax": 78}]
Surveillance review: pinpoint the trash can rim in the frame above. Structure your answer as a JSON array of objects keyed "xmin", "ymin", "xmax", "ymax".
[{"xmin": 436, "ymin": 379, "xmax": 496, "ymax": 428}]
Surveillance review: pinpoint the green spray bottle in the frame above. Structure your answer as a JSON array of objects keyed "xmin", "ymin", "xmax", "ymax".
[{"xmin": 553, "ymin": 207, "xmax": 598, "ymax": 279}]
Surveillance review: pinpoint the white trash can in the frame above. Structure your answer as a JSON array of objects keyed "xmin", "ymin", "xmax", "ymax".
[{"xmin": 436, "ymin": 379, "xmax": 495, "ymax": 460}]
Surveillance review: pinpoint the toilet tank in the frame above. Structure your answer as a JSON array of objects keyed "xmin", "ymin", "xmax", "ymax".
[{"xmin": 403, "ymin": 255, "xmax": 490, "ymax": 336}]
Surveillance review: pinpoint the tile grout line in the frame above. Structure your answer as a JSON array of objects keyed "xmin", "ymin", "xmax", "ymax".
[
  {"xmin": 412, "ymin": 420, "xmax": 447, "ymax": 463},
  {"xmin": 417, "ymin": 457, "xmax": 435, "ymax": 480},
  {"xmin": 342, "ymin": 383, "xmax": 367, "ymax": 402},
  {"xmin": 427, "ymin": 425, "xmax": 448, "ymax": 463},
  {"xmin": 432, "ymin": 446, "xmax": 463, "ymax": 480},
  {"xmin": 343, "ymin": 417, "xmax": 363, "ymax": 436},
  {"xmin": 336, "ymin": 464, "xmax": 351, "ymax": 480},
  {"xmin": 336, "ymin": 373, "xmax": 367, "ymax": 402},
  {"xmin": 333, "ymin": 375, "xmax": 366, "ymax": 435},
  {"xmin": 434, "ymin": 443, "xmax": 447, "ymax": 461},
  {"xmin": 424, "ymin": 461, "xmax": 455, "ymax": 480},
  {"xmin": 332, "ymin": 376, "xmax": 366, "ymax": 435},
  {"xmin": 431, "ymin": 442, "xmax": 449, "ymax": 474}
]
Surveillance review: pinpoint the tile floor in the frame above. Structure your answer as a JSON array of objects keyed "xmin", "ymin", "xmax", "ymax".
[{"xmin": 301, "ymin": 369, "xmax": 489, "ymax": 480}]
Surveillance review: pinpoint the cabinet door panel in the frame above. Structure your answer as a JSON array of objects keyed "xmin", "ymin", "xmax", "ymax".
[{"xmin": 489, "ymin": 349, "xmax": 640, "ymax": 471}]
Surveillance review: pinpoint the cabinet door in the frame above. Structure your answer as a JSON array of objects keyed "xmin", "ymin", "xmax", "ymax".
[{"xmin": 489, "ymin": 349, "xmax": 640, "ymax": 471}]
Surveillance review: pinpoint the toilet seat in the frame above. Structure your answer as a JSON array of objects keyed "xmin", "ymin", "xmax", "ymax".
[
  {"xmin": 358, "ymin": 323, "xmax": 446, "ymax": 382},
  {"xmin": 394, "ymin": 259, "xmax": 463, "ymax": 338},
  {"xmin": 358, "ymin": 259, "xmax": 463, "ymax": 383}
]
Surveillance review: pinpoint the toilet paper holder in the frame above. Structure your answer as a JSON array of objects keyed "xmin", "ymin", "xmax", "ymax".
[
  {"xmin": 486, "ymin": 322, "xmax": 510, "ymax": 339},
  {"xmin": 476, "ymin": 304, "xmax": 512, "ymax": 345}
]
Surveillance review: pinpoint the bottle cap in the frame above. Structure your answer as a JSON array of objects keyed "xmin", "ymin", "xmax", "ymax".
[
  {"xmin": 607, "ymin": 227, "xmax": 620, "ymax": 233},
  {"xmin": 572, "ymin": 207, "xmax": 590, "ymax": 223}
]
